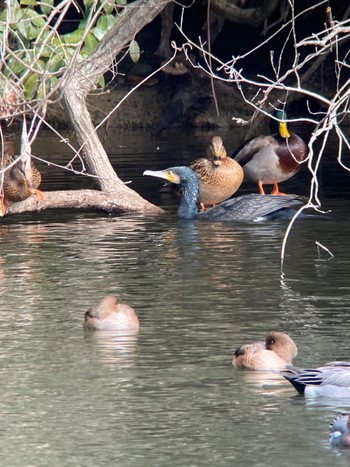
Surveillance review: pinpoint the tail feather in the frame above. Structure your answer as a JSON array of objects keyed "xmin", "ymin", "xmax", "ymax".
[{"xmin": 282, "ymin": 373, "xmax": 306, "ymax": 395}]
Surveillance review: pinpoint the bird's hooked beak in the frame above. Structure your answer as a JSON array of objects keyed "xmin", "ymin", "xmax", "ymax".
[{"xmin": 143, "ymin": 169, "xmax": 181, "ymax": 184}]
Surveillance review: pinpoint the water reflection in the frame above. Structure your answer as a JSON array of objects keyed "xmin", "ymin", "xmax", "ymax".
[
  {"xmin": 0, "ymin": 131, "xmax": 350, "ymax": 466},
  {"xmin": 84, "ymin": 330, "xmax": 139, "ymax": 367},
  {"xmin": 239, "ymin": 369, "xmax": 292, "ymax": 391}
]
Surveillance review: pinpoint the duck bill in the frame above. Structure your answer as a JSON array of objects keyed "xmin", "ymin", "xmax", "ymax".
[
  {"xmin": 143, "ymin": 169, "xmax": 181, "ymax": 185},
  {"xmin": 213, "ymin": 156, "xmax": 222, "ymax": 166},
  {"xmin": 279, "ymin": 121, "xmax": 291, "ymax": 138},
  {"xmin": 24, "ymin": 177, "xmax": 35, "ymax": 194}
]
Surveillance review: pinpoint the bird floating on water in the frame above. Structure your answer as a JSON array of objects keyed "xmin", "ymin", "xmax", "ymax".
[
  {"xmin": 233, "ymin": 110, "xmax": 308, "ymax": 195},
  {"xmin": 144, "ymin": 166, "xmax": 304, "ymax": 222},
  {"xmin": 329, "ymin": 414, "xmax": 350, "ymax": 447},
  {"xmin": 188, "ymin": 135, "xmax": 243, "ymax": 210},
  {"xmin": 84, "ymin": 295, "xmax": 140, "ymax": 333},
  {"xmin": 281, "ymin": 361, "xmax": 350, "ymax": 397},
  {"xmin": 232, "ymin": 331, "xmax": 298, "ymax": 371}
]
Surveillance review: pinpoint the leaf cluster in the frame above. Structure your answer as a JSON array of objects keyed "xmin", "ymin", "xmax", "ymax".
[{"xmin": 0, "ymin": 0, "xmax": 136, "ymax": 105}]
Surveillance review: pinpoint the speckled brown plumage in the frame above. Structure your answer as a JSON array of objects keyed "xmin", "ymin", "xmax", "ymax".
[
  {"xmin": 0, "ymin": 139, "xmax": 42, "ymax": 216},
  {"xmin": 189, "ymin": 135, "xmax": 244, "ymax": 208}
]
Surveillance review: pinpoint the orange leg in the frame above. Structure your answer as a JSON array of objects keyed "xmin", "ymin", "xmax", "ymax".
[
  {"xmin": 199, "ymin": 202, "xmax": 216, "ymax": 211},
  {"xmin": 257, "ymin": 180, "xmax": 266, "ymax": 195},
  {"xmin": 271, "ymin": 183, "xmax": 287, "ymax": 196},
  {"xmin": 30, "ymin": 188, "xmax": 44, "ymax": 201},
  {"xmin": 0, "ymin": 197, "xmax": 9, "ymax": 217}
]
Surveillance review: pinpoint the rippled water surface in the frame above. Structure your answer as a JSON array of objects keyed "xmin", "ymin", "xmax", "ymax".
[{"xmin": 1, "ymin": 130, "xmax": 350, "ymax": 466}]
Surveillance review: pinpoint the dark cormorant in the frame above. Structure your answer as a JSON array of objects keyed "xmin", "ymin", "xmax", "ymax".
[{"xmin": 143, "ymin": 166, "xmax": 304, "ymax": 222}]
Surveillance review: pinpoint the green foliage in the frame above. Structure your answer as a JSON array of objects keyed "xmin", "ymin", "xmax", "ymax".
[
  {"xmin": 39, "ymin": 0, "xmax": 53, "ymax": 16},
  {"xmin": 81, "ymin": 32, "xmax": 100, "ymax": 56},
  {"xmin": 129, "ymin": 39, "xmax": 140, "ymax": 63},
  {"xmin": 0, "ymin": 0, "xmax": 135, "ymax": 101}
]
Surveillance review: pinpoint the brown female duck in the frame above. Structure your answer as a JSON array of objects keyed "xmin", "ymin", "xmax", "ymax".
[
  {"xmin": 189, "ymin": 135, "xmax": 244, "ymax": 210},
  {"xmin": 232, "ymin": 331, "xmax": 298, "ymax": 371},
  {"xmin": 233, "ymin": 110, "xmax": 308, "ymax": 195},
  {"xmin": 0, "ymin": 140, "xmax": 43, "ymax": 216},
  {"xmin": 84, "ymin": 295, "xmax": 140, "ymax": 332}
]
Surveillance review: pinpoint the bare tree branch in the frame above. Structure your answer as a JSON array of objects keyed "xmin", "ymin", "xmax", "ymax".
[{"xmin": 1, "ymin": 0, "xmax": 173, "ymax": 216}]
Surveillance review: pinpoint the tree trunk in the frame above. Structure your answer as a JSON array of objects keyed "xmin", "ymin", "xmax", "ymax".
[{"xmin": 58, "ymin": 0, "xmax": 173, "ymax": 214}]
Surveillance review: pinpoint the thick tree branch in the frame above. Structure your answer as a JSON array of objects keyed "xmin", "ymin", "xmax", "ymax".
[
  {"xmin": 6, "ymin": 190, "xmax": 164, "ymax": 215},
  {"xmin": 65, "ymin": 0, "xmax": 173, "ymax": 92},
  {"xmin": 60, "ymin": 0, "xmax": 173, "ymax": 212}
]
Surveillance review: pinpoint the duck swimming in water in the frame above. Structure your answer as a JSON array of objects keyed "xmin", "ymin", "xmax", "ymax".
[
  {"xmin": 281, "ymin": 361, "xmax": 350, "ymax": 397},
  {"xmin": 233, "ymin": 110, "xmax": 308, "ymax": 195},
  {"xmin": 329, "ymin": 414, "xmax": 350, "ymax": 447},
  {"xmin": 144, "ymin": 166, "xmax": 304, "ymax": 222},
  {"xmin": 232, "ymin": 331, "xmax": 298, "ymax": 371},
  {"xmin": 84, "ymin": 295, "xmax": 140, "ymax": 333},
  {"xmin": 188, "ymin": 135, "xmax": 243, "ymax": 210}
]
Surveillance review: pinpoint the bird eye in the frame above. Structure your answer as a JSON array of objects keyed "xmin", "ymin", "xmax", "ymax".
[{"xmin": 234, "ymin": 346, "xmax": 245, "ymax": 357}]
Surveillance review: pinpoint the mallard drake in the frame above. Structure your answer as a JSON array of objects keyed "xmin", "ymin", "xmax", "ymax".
[
  {"xmin": 329, "ymin": 414, "xmax": 350, "ymax": 447},
  {"xmin": 144, "ymin": 166, "xmax": 304, "ymax": 221},
  {"xmin": 233, "ymin": 110, "xmax": 308, "ymax": 195},
  {"xmin": 232, "ymin": 331, "xmax": 298, "ymax": 371},
  {"xmin": 281, "ymin": 361, "xmax": 350, "ymax": 397},
  {"xmin": 189, "ymin": 135, "xmax": 244, "ymax": 210},
  {"xmin": 84, "ymin": 295, "xmax": 140, "ymax": 332},
  {"xmin": 0, "ymin": 140, "xmax": 43, "ymax": 216}
]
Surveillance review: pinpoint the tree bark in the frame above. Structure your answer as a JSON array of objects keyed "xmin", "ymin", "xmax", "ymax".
[
  {"xmin": 59, "ymin": 0, "xmax": 173, "ymax": 214},
  {"xmin": 6, "ymin": 189, "xmax": 163, "ymax": 215}
]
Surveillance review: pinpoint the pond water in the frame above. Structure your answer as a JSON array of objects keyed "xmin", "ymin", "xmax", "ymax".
[{"xmin": 1, "ymin": 128, "xmax": 350, "ymax": 466}]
